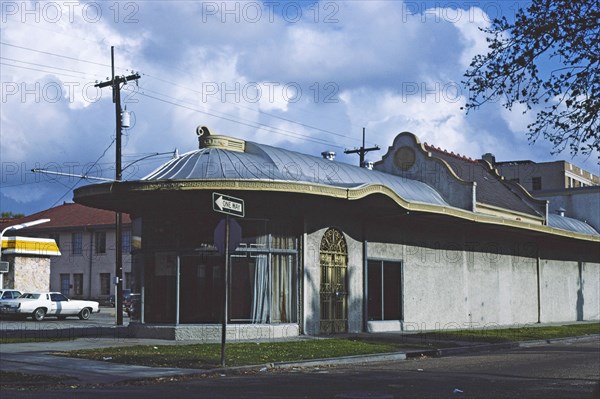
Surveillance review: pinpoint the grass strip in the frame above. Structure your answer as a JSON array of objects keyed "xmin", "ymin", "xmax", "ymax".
[
  {"xmin": 56, "ymin": 338, "xmax": 401, "ymax": 369},
  {"xmin": 412, "ymin": 323, "xmax": 600, "ymax": 343}
]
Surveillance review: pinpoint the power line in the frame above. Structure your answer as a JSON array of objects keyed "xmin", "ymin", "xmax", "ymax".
[
  {"xmin": 0, "ymin": 62, "xmax": 92, "ymax": 81},
  {"xmin": 137, "ymin": 86, "xmax": 346, "ymax": 147},
  {"xmin": 0, "ymin": 57, "xmax": 90, "ymax": 76},
  {"xmin": 48, "ymin": 137, "xmax": 115, "ymax": 209},
  {"xmin": 142, "ymin": 73, "xmax": 360, "ymax": 143},
  {"xmin": 1, "ymin": 42, "xmax": 376, "ymax": 150},
  {"xmin": 0, "ymin": 41, "xmax": 111, "ymax": 68},
  {"xmin": 137, "ymin": 90, "xmax": 347, "ymax": 149}
]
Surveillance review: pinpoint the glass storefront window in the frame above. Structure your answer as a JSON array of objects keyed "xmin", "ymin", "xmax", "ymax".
[{"xmin": 140, "ymin": 217, "xmax": 298, "ymax": 325}]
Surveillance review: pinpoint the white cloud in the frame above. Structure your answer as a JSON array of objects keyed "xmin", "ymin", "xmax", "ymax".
[{"xmin": 1, "ymin": 0, "xmax": 597, "ymax": 216}]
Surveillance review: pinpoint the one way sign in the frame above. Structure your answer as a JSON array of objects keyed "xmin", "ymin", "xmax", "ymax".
[{"xmin": 212, "ymin": 192, "xmax": 245, "ymax": 218}]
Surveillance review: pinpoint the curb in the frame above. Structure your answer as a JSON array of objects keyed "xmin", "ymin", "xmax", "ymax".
[{"xmin": 268, "ymin": 351, "xmax": 407, "ymax": 369}]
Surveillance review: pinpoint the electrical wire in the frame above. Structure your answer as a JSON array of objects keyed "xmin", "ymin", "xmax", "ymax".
[
  {"xmin": 136, "ymin": 90, "xmax": 346, "ymax": 149},
  {"xmin": 48, "ymin": 137, "xmax": 115, "ymax": 208},
  {"xmin": 1, "ymin": 41, "xmax": 372, "ymax": 148}
]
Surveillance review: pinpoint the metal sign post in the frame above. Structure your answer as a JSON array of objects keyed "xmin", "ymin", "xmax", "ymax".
[
  {"xmin": 213, "ymin": 192, "xmax": 245, "ymax": 367},
  {"xmin": 220, "ymin": 215, "xmax": 230, "ymax": 367}
]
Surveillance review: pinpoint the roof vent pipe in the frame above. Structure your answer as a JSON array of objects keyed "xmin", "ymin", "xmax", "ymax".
[
  {"xmin": 321, "ymin": 151, "xmax": 336, "ymax": 161},
  {"xmin": 557, "ymin": 207, "xmax": 566, "ymax": 217}
]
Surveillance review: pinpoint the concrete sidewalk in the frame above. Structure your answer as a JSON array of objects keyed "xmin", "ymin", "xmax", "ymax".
[{"xmin": 1, "ymin": 332, "xmax": 599, "ymax": 386}]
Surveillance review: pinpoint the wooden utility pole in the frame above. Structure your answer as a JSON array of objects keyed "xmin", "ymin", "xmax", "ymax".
[
  {"xmin": 344, "ymin": 128, "xmax": 380, "ymax": 166},
  {"xmin": 95, "ymin": 46, "xmax": 140, "ymax": 326}
]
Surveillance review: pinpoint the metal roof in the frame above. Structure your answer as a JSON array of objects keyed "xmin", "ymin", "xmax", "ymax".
[
  {"xmin": 547, "ymin": 214, "xmax": 600, "ymax": 236},
  {"xmin": 142, "ymin": 139, "xmax": 599, "ymax": 238},
  {"xmin": 143, "ymin": 141, "xmax": 450, "ymax": 206}
]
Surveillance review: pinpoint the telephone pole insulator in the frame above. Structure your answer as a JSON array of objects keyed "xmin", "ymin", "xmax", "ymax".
[{"xmin": 344, "ymin": 127, "xmax": 380, "ymax": 167}]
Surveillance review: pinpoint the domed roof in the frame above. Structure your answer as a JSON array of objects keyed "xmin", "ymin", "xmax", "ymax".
[{"xmin": 143, "ymin": 139, "xmax": 450, "ymax": 207}]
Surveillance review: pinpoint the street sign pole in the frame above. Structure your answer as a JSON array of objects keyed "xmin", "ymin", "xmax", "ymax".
[
  {"xmin": 213, "ymin": 192, "xmax": 244, "ymax": 367},
  {"xmin": 221, "ymin": 214, "xmax": 230, "ymax": 367}
]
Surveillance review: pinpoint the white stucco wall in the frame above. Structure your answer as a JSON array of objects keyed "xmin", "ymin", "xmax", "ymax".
[
  {"xmin": 583, "ymin": 262, "xmax": 600, "ymax": 320},
  {"xmin": 303, "ymin": 227, "xmax": 364, "ymax": 335},
  {"xmin": 302, "ymin": 223, "xmax": 599, "ymax": 336},
  {"xmin": 8, "ymin": 256, "xmax": 51, "ymax": 292},
  {"xmin": 367, "ymin": 240, "xmax": 594, "ymax": 332},
  {"xmin": 539, "ymin": 260, "xmax": 579, "ymax": 323}
]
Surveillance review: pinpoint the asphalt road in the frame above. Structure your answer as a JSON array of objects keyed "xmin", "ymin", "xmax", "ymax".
[
  {"xmin": 3, "ymin": 340, "xmax": 598, "ymax": 399},
  {"xmin": 0, "ymin": 306, "xmax": 126, "ymax": 329}
]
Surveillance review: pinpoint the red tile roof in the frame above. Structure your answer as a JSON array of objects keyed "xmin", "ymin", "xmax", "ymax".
[
  {"xmin": 0, "ymin": 203, "xmax": 130, "ymax": 231},
  {"xmin": 423, "ymin": 143, "xmax": 478, "ymax": 164}
]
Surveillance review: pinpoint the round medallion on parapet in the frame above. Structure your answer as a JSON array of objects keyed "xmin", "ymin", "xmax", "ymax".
[{"xmin": 394, "ymin": 146, "xmax": 416, "ymax": 171}]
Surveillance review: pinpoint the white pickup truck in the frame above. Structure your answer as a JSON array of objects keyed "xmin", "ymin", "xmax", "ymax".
[{"xmin": 0, "ymin": 292, "xmax": 100, "ymax": 321}]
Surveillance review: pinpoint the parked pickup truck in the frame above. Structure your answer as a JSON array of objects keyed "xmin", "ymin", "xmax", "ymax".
[{"xmin": 0, "ymin": 292, "xmax": 100, "ymax": 321}]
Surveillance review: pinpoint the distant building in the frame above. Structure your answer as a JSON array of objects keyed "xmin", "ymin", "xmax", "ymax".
[
  {"xmin": 488, "ymin": 157, "xmax": 600, "ymax": 192},
  {"xmin": 0, "ymin": 203, "xmax": 132, "ymax": 300},
  {"xmin": 483, "ymin": 155, "xmax": 600, "ymax": 232},
  {"xmin": 532, "ymin": 186, "xmax": 600, "ymax": 232}
]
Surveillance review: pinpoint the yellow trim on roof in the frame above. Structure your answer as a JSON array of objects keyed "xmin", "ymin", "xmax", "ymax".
[
  {"xmin": 475, "ymin": 202, "xmax": 544, "ymax": 225},
  {"xmin": 75, "ymin": 179, "xmax": 600, "ymax": 243},
  {"xmin": 1, "ymin": 236, "xmax": 61, "ymax": 256}
]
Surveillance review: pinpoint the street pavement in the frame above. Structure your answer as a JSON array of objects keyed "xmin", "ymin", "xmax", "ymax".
[{"xmin": 1, "ymin": 312, "xmax": 599, "ymax": 388}]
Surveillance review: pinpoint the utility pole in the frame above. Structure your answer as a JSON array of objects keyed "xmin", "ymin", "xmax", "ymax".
[
  {"xmin": 344, "ymin": 128, "xmax": 380, "ymax": 167},
  {"xmin": 95, "ymin": 46, "xmax": 140, "ymax": 326}
]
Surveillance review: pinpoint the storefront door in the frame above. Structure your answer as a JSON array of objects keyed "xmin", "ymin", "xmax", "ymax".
[{"xmin": 319, "ymin": 228, "xmax": 348, "ymax": 334}]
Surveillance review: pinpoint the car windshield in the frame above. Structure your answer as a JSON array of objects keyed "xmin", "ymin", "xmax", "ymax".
[{"xmin": 19, "ymin": 293, "xmax": 40, "ymax": 299}]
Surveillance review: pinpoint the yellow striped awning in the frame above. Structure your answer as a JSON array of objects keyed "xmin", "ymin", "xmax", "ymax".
[{"xmin": 1, "ymin": 236, "xmax": 61, "ymax": 256}]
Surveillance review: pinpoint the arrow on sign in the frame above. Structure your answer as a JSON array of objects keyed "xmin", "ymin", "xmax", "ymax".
[{"xmin": 213, "ymin": 193, "xmax": 245, "ymax": 217}]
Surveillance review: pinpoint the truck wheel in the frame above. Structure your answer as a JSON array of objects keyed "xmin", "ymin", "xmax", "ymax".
[
  {"xmin": 33, "ymin": 308, "xmax": 46, "ymax": 321},
  {"xmin": 78, "ymin": 308, "xmax": 91, "ymax": 320}
]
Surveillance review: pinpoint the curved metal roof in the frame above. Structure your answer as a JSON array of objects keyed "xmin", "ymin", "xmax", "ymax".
[
  {"xmin": 143, "ymin": 141, "xmax": 450, "ymax": 206},
  {"xmin": 547, "ymin": 214, "xmax": 600, "ymax": 236},
  {"xmin": 140, "ymin": 138, "xmax": 599, "ymax": 239}
]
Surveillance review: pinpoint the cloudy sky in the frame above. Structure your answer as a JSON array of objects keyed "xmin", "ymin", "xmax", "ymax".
[{"xmin": 1, "ymin": 0, "xmax": 598, "ymax": 216}]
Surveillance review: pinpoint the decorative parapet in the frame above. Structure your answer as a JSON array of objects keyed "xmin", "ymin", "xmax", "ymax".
[
  {"xmin": 374, "ymin": 132, "xmax": 476, "ymax": 211},
  {"xmin": 196, "ymin": 125, "xmax": 246, "ymax": 152}
]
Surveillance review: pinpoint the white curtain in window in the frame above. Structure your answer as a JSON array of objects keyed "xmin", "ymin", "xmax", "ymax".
[
  {"xmin": 271, "ymin": 254, "xmax": 294, "ymax": 323},
  {"xmin": 250, "ymin": 236, "xmax": 295, "ymax": 324},
  {"xmin": 251, "ymin": 235, "xmax": 269, "ymax": 323}
]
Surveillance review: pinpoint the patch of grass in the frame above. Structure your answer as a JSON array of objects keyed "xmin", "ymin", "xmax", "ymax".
[
  {"xmin": 415, "ymin": 323, "xmax": 600, "ymax": 343},
  {"xmin": 56, "ymin": 338, "xmax": 401, "ymax": 369}
]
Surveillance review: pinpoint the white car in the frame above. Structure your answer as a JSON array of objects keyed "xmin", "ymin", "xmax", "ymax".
[
  {"xmin": 0, "ymin": 289, "xmax": 22, "ymax": 301},
  {"xmin": 0, "ymin": 292, "xmax": 100, "ymax": 321}
]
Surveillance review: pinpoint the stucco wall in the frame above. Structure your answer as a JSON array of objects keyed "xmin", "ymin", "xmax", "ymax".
[
  {"xmin": 539, "ymin": 260, "xmax": 600, "ymax": 323},
  {"xmin": 303, "ymin": 227, "xmax": 364, "ymax": 336},
  {"xmin": 583, "ymin": 263, "xmax": 600, "ymax": 320},
  {"xmin": 299, "ymin": 201, "xmax": 598, "ymax": 336},
  {"xmin": 6, "ymin": 256, "xmax": 51, "ymax": 292},
  {"xmin": 366, "ymin": 237, "xmax": 595, "ymax": 332}
]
